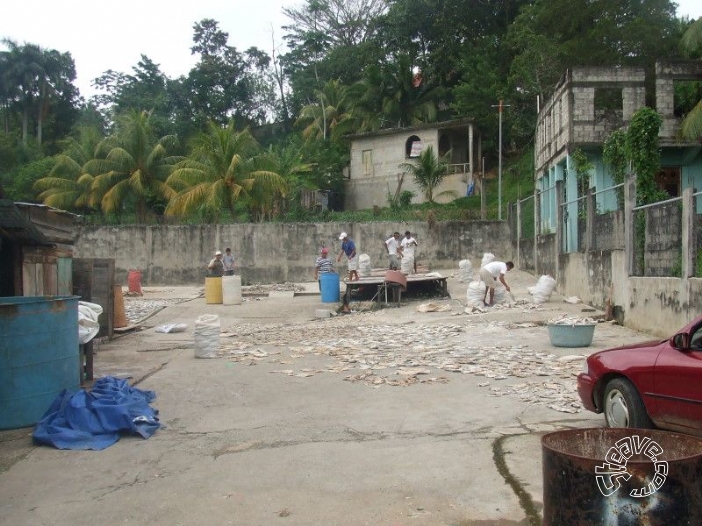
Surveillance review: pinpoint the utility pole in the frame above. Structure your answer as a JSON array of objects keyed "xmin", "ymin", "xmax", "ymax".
[
  {"xmin": 492, "ymin": 99, "xmax": 510, "ymax": 220},
  {"xmin": 480, "ymin": 157, "xmax": 486, "ymax": 220}
]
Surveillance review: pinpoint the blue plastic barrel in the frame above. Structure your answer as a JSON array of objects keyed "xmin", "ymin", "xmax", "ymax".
[
  {"xmin": 0, "ymin": 296, "xmax": 80, "ymax": 429},
  {"xmin": 320, "ymin": 273, "xmax": 340, "ymax": 303}
]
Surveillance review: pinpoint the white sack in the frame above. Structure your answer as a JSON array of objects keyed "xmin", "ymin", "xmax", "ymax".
[
  {"xmin": 466, "ymin": 280, "xmax": 487, "ymax": 307},
  {"xmin": 492, "ymin": 285, "xmax": 508, "ymax": 305},
  {"xmin": 358, "ymin": 254, "xmax": 372, "ymax": 277},
  {"xmin": 194, "ymin": 314, "xmax": 220, "ymax": 358},
  {"xmin": 481, "ymin": 253, "xmax": 495, "ymax": 267},
  {"xmin": 532, "ymin": 275, "xmax": 557, "ymax": 304},
  {"xmin": 458, "ymin": 259, "xmax": 473, "ymax": 283},
  {"xmin": 401, "ymin": 255, "xmax": 414, "ymax": 275},
  {"xmin": 78, "ymin": 301, "xmax": 103, "ymax": 344},
  {"xmin": 155, "ymin": 323, "xmax": 188, "ymax": 333}
]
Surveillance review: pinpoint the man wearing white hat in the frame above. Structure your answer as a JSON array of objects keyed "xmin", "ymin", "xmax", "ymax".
[
  {"xmin": 207, "ymin": 250, "xmax": 224, "ymax": 277},
  {"xmin": 337, "ymin": 232, "xmax": 359, "ymax": 281}
]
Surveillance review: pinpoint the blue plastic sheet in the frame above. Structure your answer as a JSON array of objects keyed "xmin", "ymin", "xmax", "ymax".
[{"xmin": 33, "ymin": 376, "xmax": 161, "ymax": 450}]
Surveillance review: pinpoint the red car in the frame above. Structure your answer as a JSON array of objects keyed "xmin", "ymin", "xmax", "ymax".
[{"xmin": 577, "ymin": 315, "xmax": 702, "ymax": 436}]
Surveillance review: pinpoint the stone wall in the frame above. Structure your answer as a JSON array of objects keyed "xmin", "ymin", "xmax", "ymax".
[
  {"xmin": 74, "ymin": 221, "xmax": 512, "ymax": 286},
  {"xmin": 644, "ymin": 202, "xmax": 682, "ymax": 277}
]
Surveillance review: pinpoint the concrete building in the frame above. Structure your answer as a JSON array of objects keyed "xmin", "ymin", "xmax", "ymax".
[
  {"xmin": 535, "ymin": 61, "xmax": 702, "ymax": 252},
  {"xmin": 519, "ymin": 60, "xmax": 702, "ymax": 335},
  {"xmin": 344, "ymin": 119, "xmax": 481, "ymax": 210}
]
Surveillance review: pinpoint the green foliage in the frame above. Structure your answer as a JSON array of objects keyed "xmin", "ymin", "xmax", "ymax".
[
  {"xmin": 602, "ymin": 129, "xmax": 628, "ymax": 185},
  {"xmin": 4, "ymin": 2, "xmax": 699, "ymax": 227},
  {"xmin": 399, "ymin": 146, "xmax": 450, "ymax": 203},
  {"xmin": 696, "ymin": 249, "xmax": 702, "ymax": 278},
  {"xmin": 571, "ymin": 148, "xmax": 593, "ymax": 196},
  {"xmin": 399, "ymin": 190, "xmax": 415, "ymax": 208},
  {"xmin": 626, "ymin": 107, "xmax": 667, "ymax": 206},
  {"xmin": 297, "ymin": 137, "xmax": 349, "ymax": 198},
  {"xmin": 83, "ymin": 110, "xmax": 181, "ymax": 221},
  {"xmin": 4, "ymin": 157, "xmax": 56, "ymax": 202},
  {"xmin": 387, "ymin": 189, "xmax": 415, "ymax": 211},
  {"xmin": 166, "ymin": 120, "xmax": 286, "ymax": 221},
  {"xmin": 1, "ymin": 39, "xmax": 80, "ymax": 152}
]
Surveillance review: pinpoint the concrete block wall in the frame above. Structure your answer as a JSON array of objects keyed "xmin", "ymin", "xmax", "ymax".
[
  {"xmin": 593, "ymin": 211, "xmax": 625, "ymax": 251},
  {"xmin": 656, "ymin": 77, "xmax": 678, "ymax": 139},
  {"xmin": 535, "ymin": 83, "xmax": 571, "ymax": 175},
  {"xmin": 74, "ymin": 221, "xmax": 513, "ymax": 286},
  {"xmin": 344, "ymin": 171, "xmax": 467, "ymax": 211},
  {"xmin": 644, "ymin": 203, "xmax": 682, "ymax": 277},
  {"xmin": 536, "ymin": 234, "xmax": 557, "ymax": 277},
  {"xmin": 623, "ymin": 86, "xmax": 646, "ymax": 121}
]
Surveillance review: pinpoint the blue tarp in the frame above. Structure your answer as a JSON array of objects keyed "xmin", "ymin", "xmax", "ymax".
[{"xmin": 33, "ymin": 376, "xmax": 161, "ymax": 450}]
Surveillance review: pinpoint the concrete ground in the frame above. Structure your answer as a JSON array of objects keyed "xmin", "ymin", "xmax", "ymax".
[{"xmin": 0, "ymin": 266, "xmax": 653, "ymax": 526}]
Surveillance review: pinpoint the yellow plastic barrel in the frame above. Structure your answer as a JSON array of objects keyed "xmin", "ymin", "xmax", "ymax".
[{"xmin": 205, "ymin": 277, "xmax": 223, "ymax": 304}]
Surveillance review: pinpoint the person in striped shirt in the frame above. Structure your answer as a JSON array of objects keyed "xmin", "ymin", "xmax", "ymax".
[{"xmin": 315, "ymin": 247, "xmax": 335, "ymax": 289}]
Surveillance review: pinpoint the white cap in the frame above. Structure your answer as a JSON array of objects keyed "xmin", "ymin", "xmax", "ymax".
[
  {"xmin": 338, "ymin": 232, "xmax": 347, "ymax": 240},
  {"xmin": 215, "ymin": 250, "xmax": 222, "ymax": 256}
]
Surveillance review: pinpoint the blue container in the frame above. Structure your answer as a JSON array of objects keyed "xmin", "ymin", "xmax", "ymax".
[
  {"xmin": 0, "ymin": 296, "xmax": 80, "ymax": 429},
  {"xmin": 547, "ymin": 323, "xmax": 596, "ymax": 347},
  {"xmin": 320, "ymin": 273, "xmax": 340, "ymax": 303}
]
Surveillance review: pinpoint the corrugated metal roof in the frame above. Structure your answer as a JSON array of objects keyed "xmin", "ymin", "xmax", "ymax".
[
  {"xmin": 0, "ymin": 200, "xmax": 51, "ymax": 245},
  {"xmin": 13, "ymin": 202, "xmax": 79, "ymax": 244}
]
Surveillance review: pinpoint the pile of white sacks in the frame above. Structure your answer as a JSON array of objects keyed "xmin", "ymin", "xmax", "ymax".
[
  {"xmin": 528, "ymin": 275, "xmax": 557, "ymax": 304},
  {"xmin": 462, "ymin": 253, "xmax": 558, "ymax": 307}
]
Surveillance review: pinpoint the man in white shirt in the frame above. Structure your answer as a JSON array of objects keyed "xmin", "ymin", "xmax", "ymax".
[
  {"xmin": 400, "ymin": 231, "xmax": 418, "ymax": 273},
  {"xmin": 222, "ymin": 248, "xmax": 235, "ymax": 276},
  {"xmin": 479, "ymin": 260, "xmax": 514, "ymax": 306},
  {"xmin": 384, "ymin": 231, "xmax": 403, "ymax": 270}
]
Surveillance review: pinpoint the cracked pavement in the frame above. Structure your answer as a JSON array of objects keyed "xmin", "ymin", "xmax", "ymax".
[{"xmin": 0, "ymin": 268, "xmax": 650, "ymax": 525}]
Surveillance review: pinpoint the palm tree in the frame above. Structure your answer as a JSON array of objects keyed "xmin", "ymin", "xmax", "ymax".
[
  {"xmin": 252, "ymin": 142, "xmax": 313, "ymax": 220},
  {"xmin": 84, "ymin": 110, "xmax": 180, "ymax": 222},
  {"xmin": 33, "ymin": 127, "xmax": 105, "ymax": 212},
  {"xmin": 296, "ymin": 79, "xmax": 358, "ymax": 141},
  {"xmin": 680, "ymin": 18, "xmax": 702, "ymax": 140},
  {"xmin": 399, "ymin": 145, "xmax": 452, "ymax": 203},
  {"xmin": 166, "ymin": 120, "xmax": 286, "ymax": 220}
]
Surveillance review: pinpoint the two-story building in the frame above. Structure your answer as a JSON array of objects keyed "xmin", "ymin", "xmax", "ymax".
[{"xmin": 535, "ymin": 61, "xmax": 702, "ymax": 253}]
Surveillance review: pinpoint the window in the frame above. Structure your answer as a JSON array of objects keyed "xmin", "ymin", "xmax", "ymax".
[
  {"xmin": 405, "ymin": 135, "xmax": 422, "ymax": 158},
  {"xmin": 362, "ymin": 150, "xmax": 373, "ymax": 176},
  {"xmin": 594, "ymin": 88, "xmax": 623, "ymax": 124}
]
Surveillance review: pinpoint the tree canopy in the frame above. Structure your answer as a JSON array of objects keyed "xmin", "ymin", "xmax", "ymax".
[{"xmin": 1, "ymin": 0, "xmax": 699, "ymax": 217}]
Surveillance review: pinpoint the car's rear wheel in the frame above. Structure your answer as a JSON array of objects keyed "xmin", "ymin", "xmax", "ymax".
[{"xmin": 603, "ymin": 378, "xmax": 653, "ymax": 429}]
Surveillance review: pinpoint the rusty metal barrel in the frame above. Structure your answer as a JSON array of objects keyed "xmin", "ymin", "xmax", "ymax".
[{"xmin": 542, "ymin": 428, "xmax": 702, "ymax": 525}]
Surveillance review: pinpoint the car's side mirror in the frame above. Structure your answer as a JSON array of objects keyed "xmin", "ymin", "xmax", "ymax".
[{"xmin": 672, "ymin": 333, "xmax": 690, "ymax": 351}]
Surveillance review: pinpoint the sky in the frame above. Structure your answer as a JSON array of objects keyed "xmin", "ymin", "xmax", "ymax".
[{"xmin": 1, "ymin": 0, "xmax": 702, "ymax": 100}]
